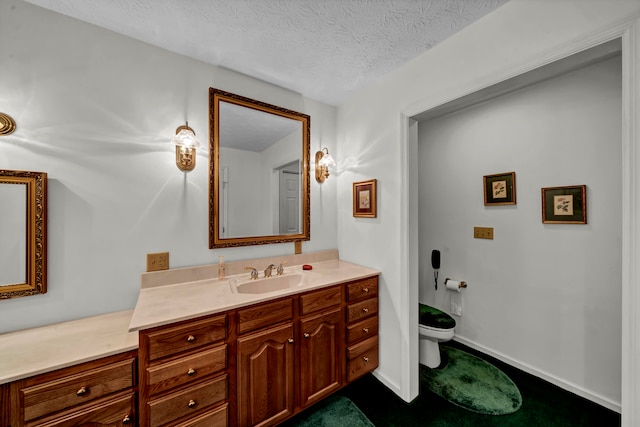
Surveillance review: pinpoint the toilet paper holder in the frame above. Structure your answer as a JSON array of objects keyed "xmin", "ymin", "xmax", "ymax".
[{"xmin": 444, "ymin": 278, "xmax": 468, "ymax": 289}]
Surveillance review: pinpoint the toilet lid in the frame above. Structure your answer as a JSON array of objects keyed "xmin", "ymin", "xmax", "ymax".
[{"xmin": 419, "ymin": 304, "xmax": 456, "ymax": 329}]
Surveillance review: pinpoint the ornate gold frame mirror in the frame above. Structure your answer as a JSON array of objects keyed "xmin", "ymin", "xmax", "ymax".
[
  {"xmin": 0, "ymin": 170, "xmax": 47, "ymax": 299},
  {"xmin": 209, "ymin": 88, "xmax": 310, "ymax": 248}
]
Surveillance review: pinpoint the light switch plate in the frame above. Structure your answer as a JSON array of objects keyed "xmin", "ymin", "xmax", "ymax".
[{"xmin": 474, "ymin": 227, "xmax": 494, "ymax": 240}]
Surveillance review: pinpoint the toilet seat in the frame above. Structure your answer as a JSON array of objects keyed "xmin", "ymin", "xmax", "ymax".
[
  {"xmin": 419, "ymin": 303, "xmax": 456, "ymax": 329},
  {"xmin": 419, "ymin": 324, "xmax": 455, "ymax": 340}
]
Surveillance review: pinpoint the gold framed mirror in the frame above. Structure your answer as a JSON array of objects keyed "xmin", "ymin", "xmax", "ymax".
[
  {"xmin": 209, "ymin": 88, "xmax": 310, "ymax": 248},
  {"xmin": 0, "ymin": 170, "xmax": 47, "ymax": 299}
]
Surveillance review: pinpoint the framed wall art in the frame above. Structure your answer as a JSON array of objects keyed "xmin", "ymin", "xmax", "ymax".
[
  {"xmin": 353, "ymin": 179, "xmax": 377, "ymax": 218},
  {"xmin": 541, "ymin": 185, "xmax": 587, "ymax": 224},
  {"xmin": 483, "ymin": 171, "xmax": 516, "ymax": 206}
]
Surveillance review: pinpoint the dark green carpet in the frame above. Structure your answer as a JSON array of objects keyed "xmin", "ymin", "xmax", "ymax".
[
  {"xmin": 421, "ymin": 345, "xmax": 522, "ymax": 415},
  {"xmin": 283, "ymin": 395, "xmax": 375, "ymax": 427},
  {"xmin": 336, "ymin": 340, "xmax": 621, "ymax": 426}
]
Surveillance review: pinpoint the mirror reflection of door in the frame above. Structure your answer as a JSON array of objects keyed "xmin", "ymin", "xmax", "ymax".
[
  {"xmin": 277, "ymin": 160, "xmax": 301, "ymax": 234},
  {"xmin": 0, "ymin": 183, "xmax": 27, "ymax": 286}
]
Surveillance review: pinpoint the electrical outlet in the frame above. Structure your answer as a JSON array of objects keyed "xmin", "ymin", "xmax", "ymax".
[
  {"xmin": 474, "ymin": 226, "xmax": 494, "ymax": 240},
  {"xmin": 147, "ymin": 252, "xmax": 169, "ymax": 272}
]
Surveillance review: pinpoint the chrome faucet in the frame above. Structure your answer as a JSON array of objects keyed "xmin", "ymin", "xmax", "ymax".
[
  {"xmin": 276, "ymin": 261, "xmax": 287, "ymax": 276},
  {"xmin": 264, "ymin": 264, "xmax": 276, "ymax": 278},
  {"xmin": 245, "ymin": 267, "xmax": 259, "ymax": 280}
]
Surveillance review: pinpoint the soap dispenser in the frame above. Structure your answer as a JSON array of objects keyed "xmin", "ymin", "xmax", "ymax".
[{"xmin": 218, "ymin": 256, "xmax": 226, "ymax": 280}]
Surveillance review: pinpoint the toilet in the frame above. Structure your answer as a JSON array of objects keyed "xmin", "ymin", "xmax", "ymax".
[{"xmin": 419, "ymin": 303, "xmax": 456, "ymax": 368}]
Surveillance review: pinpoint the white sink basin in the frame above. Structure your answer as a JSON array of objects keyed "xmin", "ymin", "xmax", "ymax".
[{"xmin": 230, "ymin": 273, "xmax": 308, "ymax": 294}]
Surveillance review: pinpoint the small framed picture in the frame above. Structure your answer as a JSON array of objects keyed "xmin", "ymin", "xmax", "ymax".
[
  {"xmin": 483, "ymin": 172, "xmax": 516, "ymax": 206},
  {"xmin": 541, "ymin": 185, "xmax": 587, "ymax": 224},
  {"xmin": 353, "ymin": 179, "xmax": 377, "ymax": 218}
]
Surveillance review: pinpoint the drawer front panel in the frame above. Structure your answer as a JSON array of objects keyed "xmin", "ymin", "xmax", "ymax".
[
  {"xmin": 346, "ymin": 349, "xmax": 379, "ymax": 382},
  {"xmin": 346, "ymin": 297, "xmax": 378, "ymax": 324},
  {"xmin": 346, "ymin": 336, "xmax": 379, "ymax": 382},
  {"xmin": 146, "ymin": 315, "xmax": 227, "ymax": 361},
  {"xmin": 237, "ymin": 298, "xmax": 293, "ymax": 335},
  {"xmin": 27, "ymin": 392, "xmax": 135, "ymax": 427},
  {"xmin": 173, "ymin": 403, "xmax": 228, "ymax": 427},
  {"xmin": 22, "ymin": 358, "xmax": 135, "ymax": 422},
  {"xmin": 299, "ymin": 285, "xmax": 341, "ymax": 316},
  {"xmin": 147, "ymin": 345, "xmax": 227, "ymax": 396},
  {"xmin": 346, "ymin": 316, "xmax": 378, "ymax": 345},
  {"xmin": 148, "ymin": 374, "xmax": 227, "ymax": 427},
  {"xmin": 346, "ymin": 277, "xmax": 378, "ymax": 302}
]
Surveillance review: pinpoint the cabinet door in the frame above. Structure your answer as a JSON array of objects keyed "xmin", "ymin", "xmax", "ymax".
[
  {"xmin": 237, "ymin": 323, "xmax": 295, "ymax": 427},
  {"xmin": 299, "ymin": 308, "xmax": 341, "ymax": 408}
]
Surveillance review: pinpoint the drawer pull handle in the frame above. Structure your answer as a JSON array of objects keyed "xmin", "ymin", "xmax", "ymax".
[
  {"xmin": 363, "ymin": 356, "xmax": 369, "ymax": 363},
  {"xmin": 122, "ymin": 414, "xmax": 131, "ymax": 424},
  {"xmin": 303, "ymin": 332, "xmax": 310, "ymax": 338},
  {"xmin": 288, "ymin": 338, "xmax": 294, "ymax": 344},
  {"xmin": 362, "ymin": 287, "xmax": 369, "ymax": 293},
  {"xmin": 187, "ymin": 368, "xmax": 196, "ymax": 376},
  {"xmin": 187, "ymin": 335, "xmax": 196, "ymax": 343},
  {"xmin": 188, "ymin": 399, "xmax": 197, "ymax": 408},
  {"xmin": 363, "ymin": 328, "xmax": 369, "ymax": 334},
  {"xmin": 362, "ymin": 308, "xmax": 369, "ymax": 313},
  {"xmin": 76, "ymin": 386, "xmax": 88, "ymax": 396}
]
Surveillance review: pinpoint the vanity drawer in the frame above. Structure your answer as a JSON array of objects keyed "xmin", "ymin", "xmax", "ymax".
[
  {"xmin": 346, "ymin": 316, "xmax": 378, "ymax": 345},
  {"xmin": 28, "ymin": 391, "xmax": 136, "ymax": 427},
  {"xmin": 148, "ymin": 374, "xmax": 227, "ymax": 427},
  {"xmin": 146, "ymin": 345, "xmax": 227, "ymax": 396},
  {"xmin": 346, "ymin": 336, "xmax": 379, "ymax": 382},
  {"xmin": 237, "ymin": 298, "xmax": 293, "ymax": 335},
  {"xmin": 146, "ymin": 314, "xmax": 227, "ymax": 361},
  {"xmin": 299, "ymin": 285, "xmax": 341, "ymax": 316},
  {"xmin": 346, "ymin": 277, "xmax": 378, "ymax": 302},
  {"xmin": 20, "ymin": 356, "xmax": 135, "ymax": 422},
  {"xmin": 346, "ymin": 297, "xmax": 378, "ymax": 324}
]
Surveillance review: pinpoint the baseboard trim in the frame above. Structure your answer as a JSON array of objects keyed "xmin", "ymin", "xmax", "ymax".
[{"xmin": 453, "ymin": 336, "xmax": 621, "ymax": 414}]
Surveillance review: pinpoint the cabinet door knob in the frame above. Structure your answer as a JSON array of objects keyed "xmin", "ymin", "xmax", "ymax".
[
  {"xmin": 188, "ymin": 399, "xmax": 197, "ymax": 408},
  {"xmin": 186, "ymin": 335, "xmax": 196, "ymax": 343},
  {"xmin": 76, "ymin": 386, "xmax": 88, "ymax": 396},
  {"xmin": 362, "ymin": 308, "xmax": 369, "ymax": 313},
  {"xmin": 362, "ymin": 287, "xmax": 369, "ymax": 293},
  {"xmin": 288, "ymin": 338, "xmax": 294, "ymax": 343},
  {"xmin": 362, "ymin": 328, "xmax": 369, "ymax": 334},
  {"xmin": 363, "ymin": 356, "xmax": 369, "ymax": 363},
  {"xmin": 303, "ymin": 332, "xmax": 310, "ymax": 338},
  {"xmin": 122, "ymin": 414, "xmax": 131, "ymax": 424},
  {"xmin": 187, "ymin": 368, "xmax": 196, "ymax": 376}
]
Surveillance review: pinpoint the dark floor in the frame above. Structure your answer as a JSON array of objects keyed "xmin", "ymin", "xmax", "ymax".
[{"xmin": 333, "ymin": 340, "xmax": 621, "ymax": 427}]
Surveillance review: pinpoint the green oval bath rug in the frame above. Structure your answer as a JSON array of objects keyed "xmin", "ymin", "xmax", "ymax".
[{"xmin": 421, "ymin": 345, "xmax": 522, "ymax": 415}]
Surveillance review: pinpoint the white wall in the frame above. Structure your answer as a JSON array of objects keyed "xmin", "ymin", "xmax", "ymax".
[
  {"xmin": 335, "ymin": 0, "xmax": 640, "ymax": 421},
  {"xmin": 0, "ymin": 0, "xmax": 338, "ymax": 333},
  {"xmin": 419, "ymin": 56, "xmax": 622, "ymax": 406}
]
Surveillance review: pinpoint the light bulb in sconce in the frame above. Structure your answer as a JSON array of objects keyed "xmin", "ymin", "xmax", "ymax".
[
  {"xmin": 171, "ymin": 121, "xmax": 201, "ymax": 172},
  {"xmin": 315, "ymin": 147, "xmax": 336, "ymax": 183}
]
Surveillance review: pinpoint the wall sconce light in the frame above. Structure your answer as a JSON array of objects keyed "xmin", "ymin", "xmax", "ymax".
[
  {"xmin": 171, "ymin": 121, "xmax": 201, "ymax": 172},
  {"xmin": 0, "ymin": 113, "xmax": 16, "ymax": 136},
  {"xmin": 315, "ymin": 147, "xmax": 336, "ymax": 183}
]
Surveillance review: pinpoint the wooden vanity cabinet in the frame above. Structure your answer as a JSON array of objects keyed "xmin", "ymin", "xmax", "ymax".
[
  {"xmin": 9, "ymin": 350, "xmax": 137, "ymax": 427},
  {"xmin": 138, "ymin": 314, "xmax": 228, "ymax": 427},
  {"xmin": 136, "ymin": 274, "xmax": 379, "ymax": 427}
]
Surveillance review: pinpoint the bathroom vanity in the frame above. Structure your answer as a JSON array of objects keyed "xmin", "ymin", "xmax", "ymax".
[
  {"xmin": 0, "ymin": 252, "xmax": 379, "ymax": 427},
  {"xmin": 132, "ymin": 253, "xmax": 379, "ymax": 427}
]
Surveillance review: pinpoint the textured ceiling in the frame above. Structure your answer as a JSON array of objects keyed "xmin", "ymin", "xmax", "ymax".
[{"xmin": 23, "ymin": 0, "xmax": 509, "ymax": 106}]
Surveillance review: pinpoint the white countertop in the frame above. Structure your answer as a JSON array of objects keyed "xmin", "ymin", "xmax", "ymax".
[
  {"xmin": 128, "ymin": 259, "xmax": 379, "ymax": 332},
  {"xmin": 0, "ymin": 310, "xmax": 138, "ymax": 384}
]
